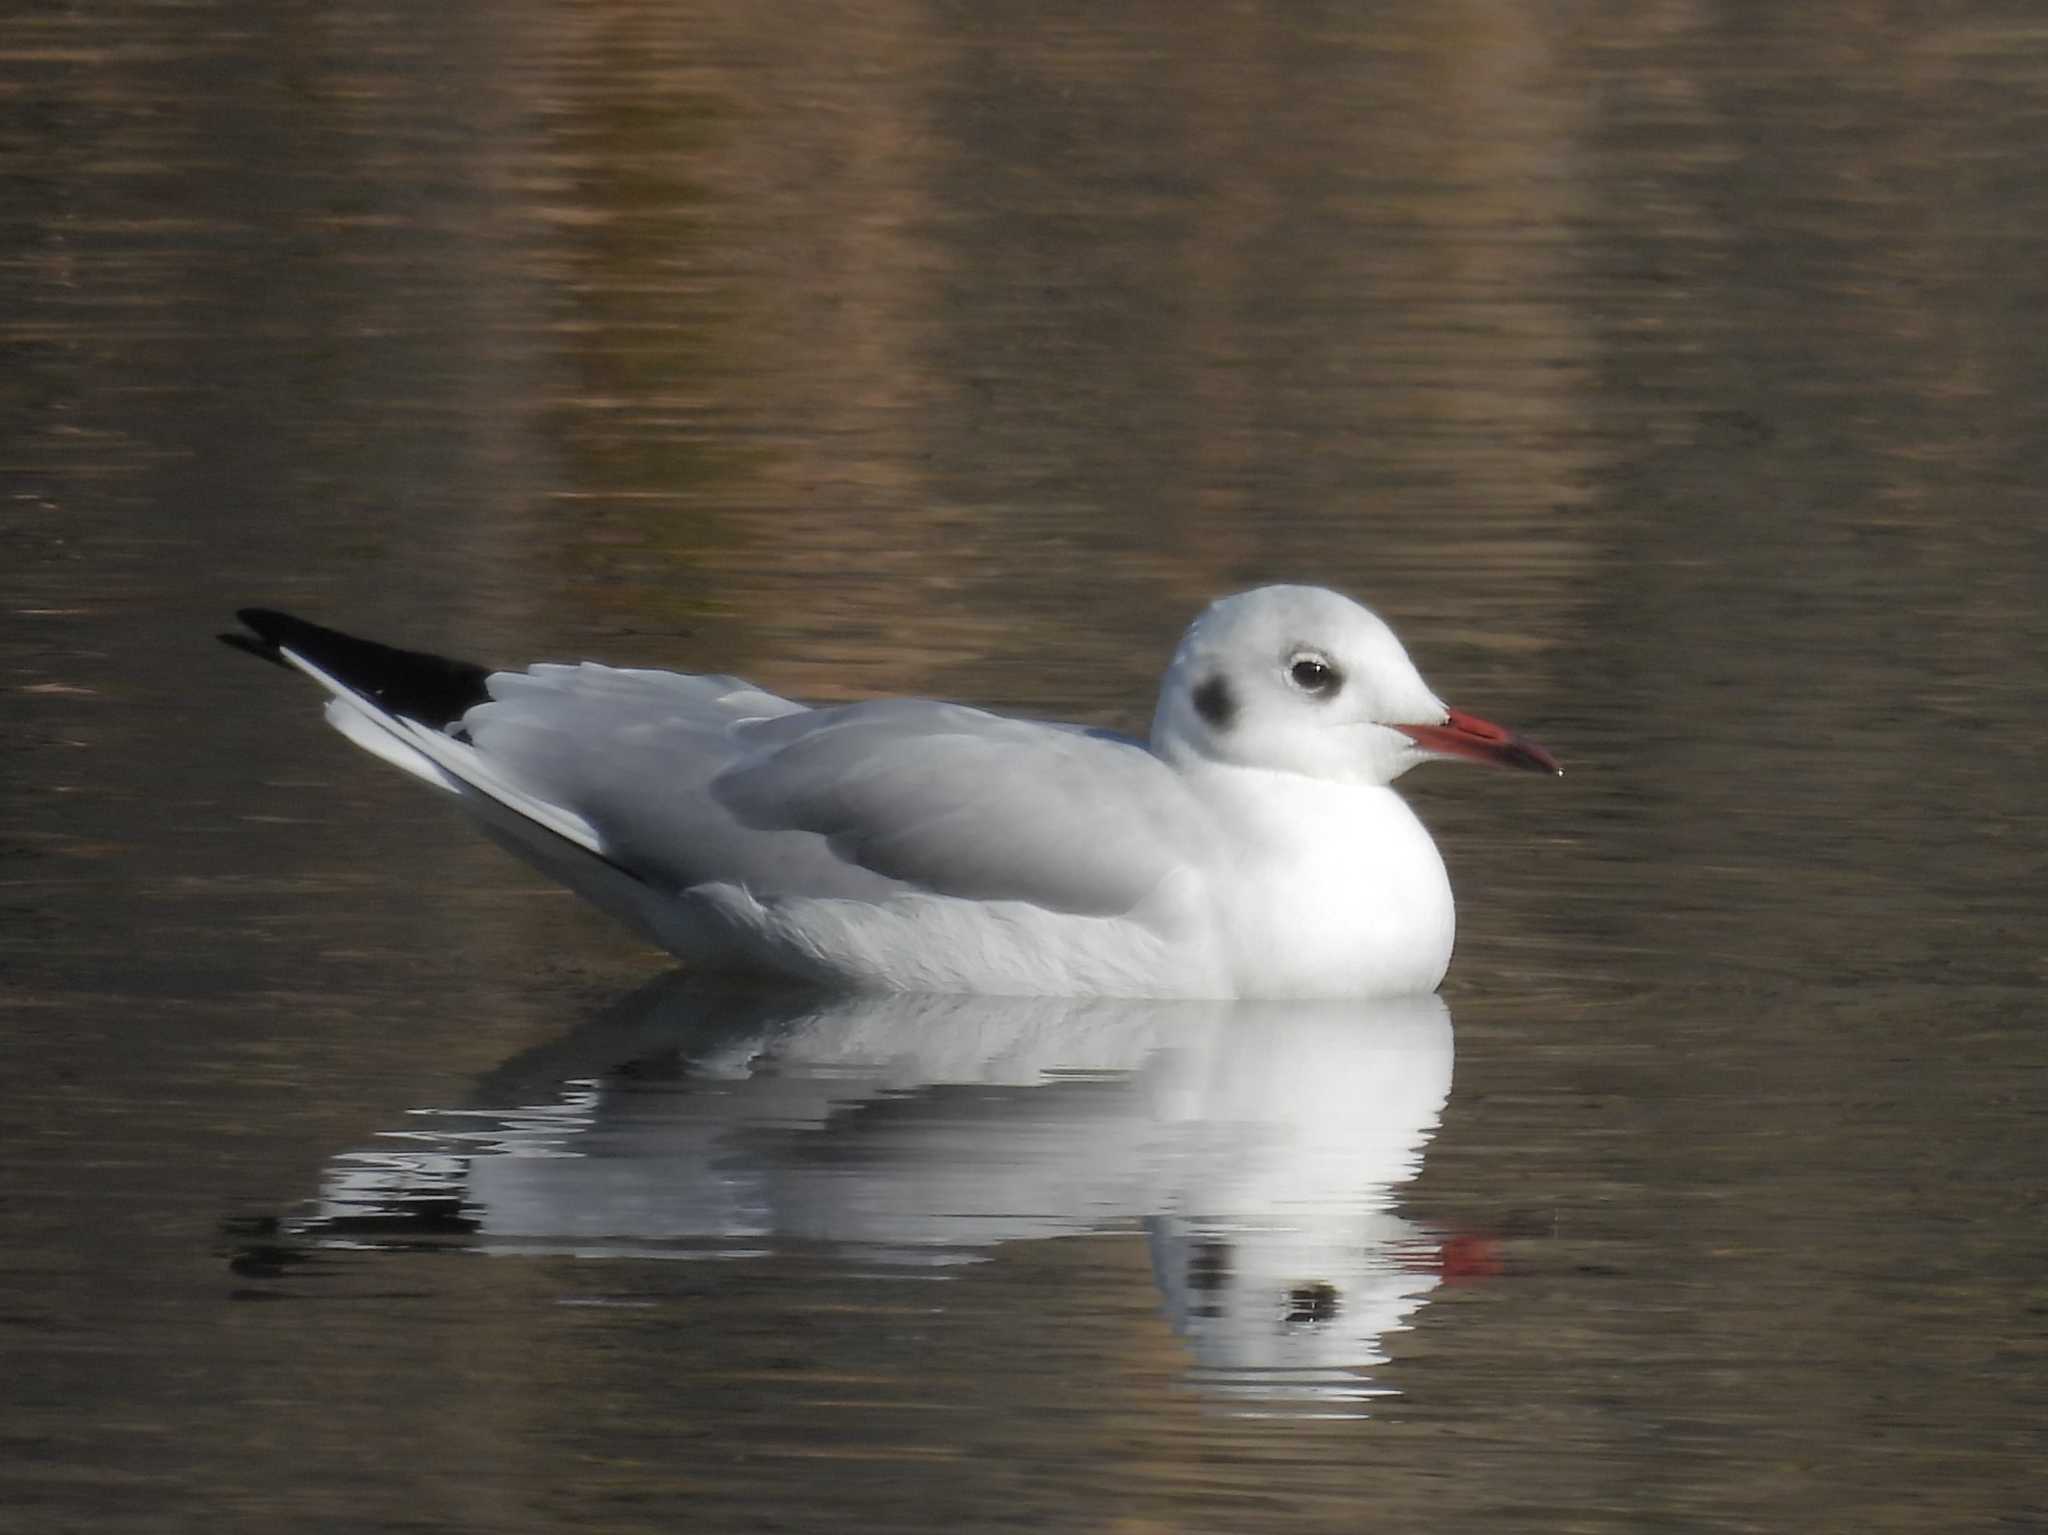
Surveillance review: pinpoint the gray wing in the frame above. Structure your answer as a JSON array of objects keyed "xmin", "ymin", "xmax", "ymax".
[
  {"xmin": 714, "ymin": 702, "xmax": 1203, "ymax": 915},
  {"xmin": 464, "ymin": 666, "xmax": 1206, "ymax": 915}
]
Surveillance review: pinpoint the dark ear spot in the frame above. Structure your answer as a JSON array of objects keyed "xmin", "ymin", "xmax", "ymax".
[{"xmin": 1192, "ymin": 674, "xmax": 1236, "ymax": 731}]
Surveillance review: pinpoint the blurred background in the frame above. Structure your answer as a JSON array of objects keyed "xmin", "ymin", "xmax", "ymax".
[{"xmin": 2, "ymin": 2, "xmax": 2044, "ymax": 1531}]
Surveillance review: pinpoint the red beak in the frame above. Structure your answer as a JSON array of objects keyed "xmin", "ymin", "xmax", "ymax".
[{"xmin": 1396, "ymin": 707, "xmax": 1561, "ymax": 775}]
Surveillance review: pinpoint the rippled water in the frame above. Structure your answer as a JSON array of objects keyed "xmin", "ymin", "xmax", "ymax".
[{"xmin": 4, "ymin": 3, "xmax": 2046, "ymax": 1532}]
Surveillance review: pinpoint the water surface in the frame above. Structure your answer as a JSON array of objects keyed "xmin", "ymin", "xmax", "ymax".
[{"xmin": 3, "ymin": 3, "xmax": 2045, "ymax": 1531}]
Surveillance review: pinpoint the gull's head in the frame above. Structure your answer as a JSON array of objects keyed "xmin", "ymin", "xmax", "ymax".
[{"xmin": 1149, "ymin": 586, "xmax": 1560, "ymax": 786}]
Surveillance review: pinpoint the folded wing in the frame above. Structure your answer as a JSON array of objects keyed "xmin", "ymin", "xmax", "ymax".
[
  {"xmin": 711, "ymin": 703, "xmax": 1201, "ymax": 915},
  {"xmin": 466, "ymin": 671, "xmax": 1207, "ymax": 918}
]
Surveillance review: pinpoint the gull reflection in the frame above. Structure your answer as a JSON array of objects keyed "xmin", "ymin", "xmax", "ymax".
[{"xmin": 300, "ymin": 977, "xmax": 1469, "ymax": 1411}]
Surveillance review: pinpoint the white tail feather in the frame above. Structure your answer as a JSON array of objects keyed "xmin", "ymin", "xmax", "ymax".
[{"xmin": 280, "ymin": 646, "xmax": 607, "ymax": 858}]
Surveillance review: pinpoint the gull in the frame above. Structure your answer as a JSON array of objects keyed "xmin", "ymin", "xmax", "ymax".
[{"xmin": 222, "ymin": 586, "xmax": 1557, "ymax": 998}]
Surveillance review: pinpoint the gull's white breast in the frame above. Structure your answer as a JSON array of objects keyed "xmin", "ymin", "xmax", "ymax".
[{"xmin": 1182, "ymin": 766, "xmax": 1455, "ymax": 999}]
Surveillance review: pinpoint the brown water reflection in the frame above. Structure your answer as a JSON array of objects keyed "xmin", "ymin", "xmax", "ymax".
[{"xmin": 3, "ymin": 1, "xmax": 2046, "ymax": 1532}]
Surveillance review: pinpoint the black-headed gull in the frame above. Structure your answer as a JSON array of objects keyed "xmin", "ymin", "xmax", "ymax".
[{"xmin": 223, "ymin": 586, "xmax": 1557, "ymax": 998}]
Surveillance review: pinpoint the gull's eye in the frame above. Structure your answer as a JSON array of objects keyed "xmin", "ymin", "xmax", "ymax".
[{"xmin": 1287, "ymin": 654, "xmax": 1341, "ymax": 697}]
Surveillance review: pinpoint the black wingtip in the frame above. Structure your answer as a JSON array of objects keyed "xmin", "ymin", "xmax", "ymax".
[
  {"xmin": 220, "ymin": 608, "xmax": 495, "ymax": 728},
  {"xmin": 218, "ymin": 608, "xmax": 312, "ymax": 670},
  {"xmin": 235, "ymin": 606, "xmax": 298, "ymax": 635},
  {"xmin": 225, "ymin": 608, "xmax": 333, "ymax": 657},
  {"xmin": 217, "ymin": 628, "xmax": 292, "ymax": 670}
]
